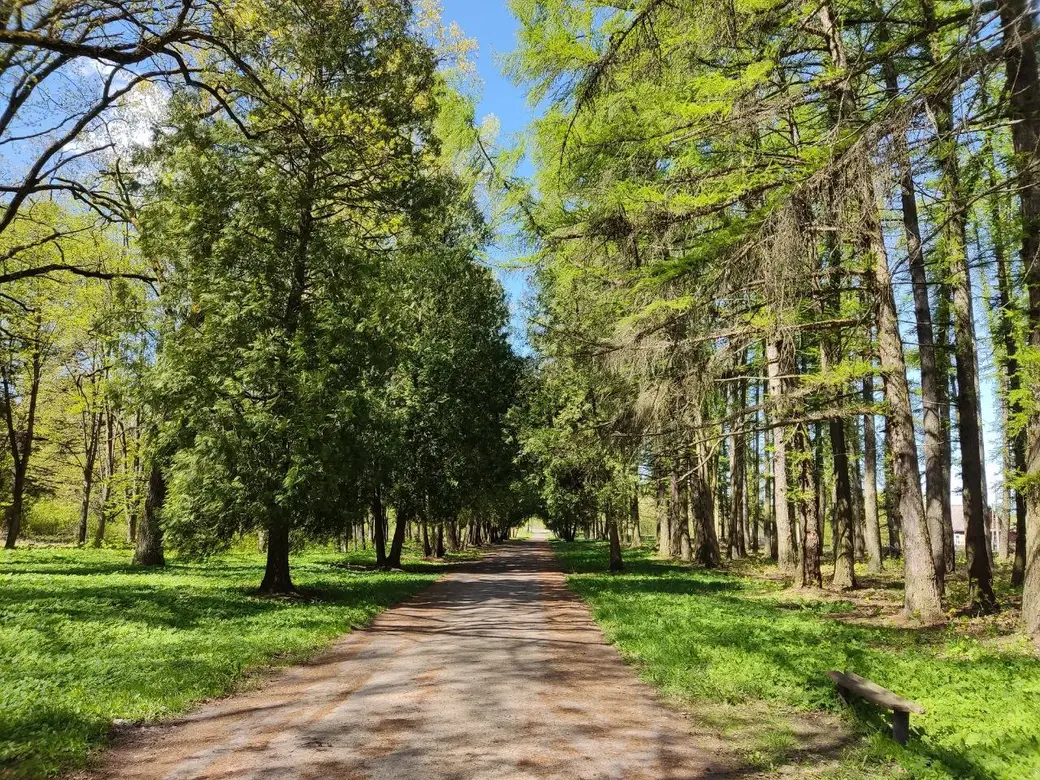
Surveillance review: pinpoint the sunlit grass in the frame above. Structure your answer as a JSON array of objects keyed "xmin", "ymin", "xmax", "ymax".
[
  {"xmin": 0, "ymin": 545, "xmax": 445, "ymax": 777},
  {"xmin": 553, "ymin": 541, "xmax": 1040, "ymax": 779}
]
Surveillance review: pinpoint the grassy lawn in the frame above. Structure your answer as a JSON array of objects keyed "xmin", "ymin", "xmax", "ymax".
[
  {"xmin": 0, "ymin": 545, "xmax": 449, "ymax": 778},
  {"xmin": 552, "ymin": 541, "xmax": 1040, "ymax": 779}
]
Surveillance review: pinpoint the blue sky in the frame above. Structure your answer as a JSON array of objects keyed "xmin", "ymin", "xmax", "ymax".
[{"xmin": 440, "ymin": 0, "xmax": 534, "ymax": 347}]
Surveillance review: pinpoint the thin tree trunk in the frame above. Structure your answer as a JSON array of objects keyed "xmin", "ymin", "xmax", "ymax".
[
  {"xmin": 865, "ymin": 188, "xmax": 943, "ymax": 619},
  {"xmin": 882, "ymin": 36, "xmax": 948, "ymax": 589},
  {"xmin": 2, "ymin": 348, "xmax": 40, "ymax": 549},
  {"xmin": 996, "ymin": 0, "xmax": 1040, "ymax": 634},
  {"xmin": 862, "ymin": 378, "xmax": 884, "ymax": 572},
  {"xmin": 728, "ymin": 381, "xmax": 746, "ymax": 559},
  {"xmin": 78, "ymin": 409, "xmax": 101, "ymax": 546},
  {"xmin": 371, "ymin": 485, "xmax": 387, "ymax": 567},
  {"xmin": 607, "ymin": 505, "xmax": 623, "ymax": 572},
  {"xmin": 829, "ymin": 414, "xmax": 857, "ymax": 589},
  {"xmin": 987, "ymin": 142, "xmax": 1029, "ymax": 584},
  {"xmin": 670, "ymin": 461, "xmax": 685, "ymax": 558},
  {"xmin": 93, "ymin": 410, "xmax": 115, "ymax": 548},
  {"xmin": 679, "ymin": 456, "xmax": 692, "ymax": 561},
  {"xmin": 935, "ymin": 294, "xmax": 956, "ymax": 571},
  {"xmin": 793, "ymin": 423, "xmax": 822, "ymax": 588},
  {"xmin": 386, "ymin": 505, "xmax": 408, "ymax": 569},
  {"xmin": 629, "ymin": 484, "xmax": 642, "ymax": 548},
  {"xmin": 766, "ymin": 339, "xmax": 796, "ymax": 571},
  {"xmin": 658, "ymin": 458, "xmax": 673, "ymax": 558}
]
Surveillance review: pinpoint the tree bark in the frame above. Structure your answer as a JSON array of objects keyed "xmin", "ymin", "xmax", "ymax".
[
  {"xmin": 258, "ymin": 519, "xmax": 293, "ymax": 594},
  {"xmin": 934, "ymin": 295, "xmax": 956, "ymax": 571},
  {"xmin": 78, "ymin": 411, "xmax": 101, "ymax": 546},
  {"xmin": 93, "ymin": 410, "xmax": 115, "ymax": 548},
  {"xmin": 862, "ymin": 378, "xmax": 884, "ymax": 572},
  {"xmin": 880, "ymin": 36, "xmax": 948, "ymax": 589},
  {"xmin": 866, "ymin": 196, "xmax": 943, "ymax": 620},
  {"xmin": 132, "ymin": 463, "xmax": 166, "ymax": 566},
  {"xmin": 629, "ymin": 484, "xmax": 642, "ymax": 548},
  {"xmin": 766, "ymin": 339, "xmax": 796, "ymax": 571},
  {"xmin": 608, "ymin": 505, "xmax": 624, "ymax": 572},
  {"xmin": 2, "ymin": 348, "xmax": 40, "ymax": 549},
  {"xmin": 658, "ymin": 457, "xmax": 673, "ymax": 558},
  {"xmin": 669, "ymin": 462, "xmax": 684, "ymax": 558},
  {"xmin": 793, "ymin": 423, "xmax": 821, "ymax": 588},
  {"xmin": 728, "ymin": 382, "xmax": 747, "ymax": 559},
  {"xmin": 386, "ymin": 505, "xmax": 408, "ymax": 569},
  {"xmin": 996, "ymin": 0, "xmax": 1040, "ymax": 634},
  {"xmin": 829, "ymin": 415, "xmax": 857, "ymax": 589},
  {"xmin": 371, "ymin": 485, "xmax": 387, "ymax": 567}
]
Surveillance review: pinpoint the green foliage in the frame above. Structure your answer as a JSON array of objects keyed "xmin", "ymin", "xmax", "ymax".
[
  {"xmin": 553, "ymin": 542, "xmax": 1040, "ymax": 779},
  {"xmin": 0, "ymin": 545, "xmax": 442, "ymax": 777}
]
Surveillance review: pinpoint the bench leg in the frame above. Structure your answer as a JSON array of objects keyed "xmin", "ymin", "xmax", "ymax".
[
  {"xmin": 892, "ymin": 710, "xmax": 910, "ymax": 746},
  {"xmin": 836, "ymin": 685, "xmax": 850, "ymax": 706}
]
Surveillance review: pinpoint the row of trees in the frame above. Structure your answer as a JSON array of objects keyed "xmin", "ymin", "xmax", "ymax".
[
  {"xmin": 1, "ymin": 0, "xmax": 528, "ymax": 591},
  {"xmin": 505, "ymin": 0, "xmax": 1040, "ymax": 634}
]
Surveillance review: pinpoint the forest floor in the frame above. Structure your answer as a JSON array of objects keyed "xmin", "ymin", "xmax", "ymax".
[
  {"xmin": 555, "ymin": 541, "xmax": 1040, "ymax": 779},
  {"xmin": 0, "ymin": 544, "xmax": 455, "ymax": 778}
]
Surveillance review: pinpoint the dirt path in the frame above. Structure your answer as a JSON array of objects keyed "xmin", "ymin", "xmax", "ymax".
[{"xmin": 88, "ymin": 541, "xmax": 738, "ymax": 779}]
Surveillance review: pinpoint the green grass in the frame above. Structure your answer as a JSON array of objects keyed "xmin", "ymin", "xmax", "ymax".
[
  {"xmin": 552, "ymin": 541, "xmax": 1040, "ymax": 779},
  {"xmin": 0, "ymin": 545, "xmax": 447, "ymax": 778}
]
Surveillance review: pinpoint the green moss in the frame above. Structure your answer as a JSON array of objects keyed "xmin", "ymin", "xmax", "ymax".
[
  {"xmin": 553, "ymin": 541, "xmax": 1040, "ymax": 779},
  {"xmin": 0, "ymin": 546, "xmax": 442, "ymax": 777}
]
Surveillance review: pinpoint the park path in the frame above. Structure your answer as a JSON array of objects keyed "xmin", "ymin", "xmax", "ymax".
[{"xmin": 88, "ymin": 539, "xmax": 736, "ymax": 780}]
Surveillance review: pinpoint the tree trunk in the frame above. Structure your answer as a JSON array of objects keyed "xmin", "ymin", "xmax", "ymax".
[
  {"xmin": 132, "ymin": 463, "xmax": 166, "ymax": 566},
  {"xmin": 766, "ymin": 431, "xmax": 779, "ymax": 561},
  {"xmin": 78, "ymin": 475, "xmax": 93, "ymax": 547},
  {"xmin": 882, "ymin": 49, "xmax": 948, "ymax": 589},
  {"xmin": 371, "ymin": 486, "xmax": 386, "ymax": 567},
  {"xmin": 728, "ymin": 384, "xmax": 746, "ymax": 559},
  {"xmin": 793, "ymin": 423, "xmax": 821, "ymax": 588},
  {"xmin": 4, "ymin": 475, "xmax": 24, "ymax": 550},
  {"xmin": 607, "ymin": 506, "xmax": 624, "ymax": 572},
  {"xmin": 766, "ymin": 339, "xmax": 796, "ymax": 571},
  {"xmin": 2, "ymin": 349, "xmax": 40, "ymax": 550},
  {"xmin": 78, "ymin": 411, "xmax": 101, "ymax": 546},
  {"xmin": 93, "ymin": 410, "xmax": 115, "ymax": 548},
  {"xmin": 435, "ymin": 523, "xmax": 445, "ymax": 558},
  {"xmin": 669, "ymin": 463, "xmax": 683, "ymax": 558},
  {"xmin": 258, "ymin": 519, "xmax": 293, "ymax": 594},
  {"xmin": 988, "ymin": 154, "xmax": 1029, "ymax": 585},
  {"xmin": 751, "ymin": 389, "xmax": 761, "ymax": 555},
  {"xmin": 690, "ymin": 463, "xmax": 721, "ymax": 567},
  {"xmin": 122, "ymin": 418, "xmax": 140, "ymax": 545},
  {"xmin": 934, "ymin": 295, "xmax": 956, "ymax": 571},
  {"xmin": 829, "ymin": 415, "xmax": 857, "ymax": 590},
  {"xmin": 862, "ymin": 378, "xmax": 884, "ymax": 572},
  {"xmin": 946, "ymin": 196, "xmax": 996, "ymax": 610},
  {"xmin": 848, "ymin": 418, "xmax": 867, "ymax": 561},
  {"xmin": 386, "ymin": 505, "xmax": 408, "ymax": 569},
  {"xmin": 996, "ymin": 0, "xmax": 1040, "ymax": 634},
  {"xmin": 882, "ymin": 416, "xmax": 902, "ymax": 558},
  {"xmin": 866, "ymin": 195, "xmax": 943, "ymax": 620},
  {"xmin": 629, "ymin": 485, "xmax": 642, "ymax": 548},
  {"xmin": 658, "ymin": 459, "xmax": 673, "ymax": 558}
]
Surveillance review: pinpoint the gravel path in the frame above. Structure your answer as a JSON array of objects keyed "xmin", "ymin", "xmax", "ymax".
[{"xmin": 89, "ymin": 540, "xmax": 735, "ymax": 779}]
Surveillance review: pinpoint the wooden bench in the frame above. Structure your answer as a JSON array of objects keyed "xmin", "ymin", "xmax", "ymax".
[{"xmin": 826, "ymin": 670, "xmax": 924, "ymax": 745}]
